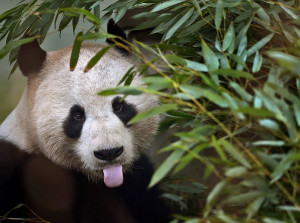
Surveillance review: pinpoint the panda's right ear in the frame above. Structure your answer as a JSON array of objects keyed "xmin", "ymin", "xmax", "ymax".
[{"xmin": 17, "ymin": 39, "xmax": 47, "ymax": 77}]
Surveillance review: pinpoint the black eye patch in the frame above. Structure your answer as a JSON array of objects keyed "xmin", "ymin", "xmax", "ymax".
[
  {"xmin": 112, "ymin": 97, "xmax": 137, "ymax": 126},
  {"xmin": 63, "ymin": 105, "xmax": 86, "ymax": 139}
]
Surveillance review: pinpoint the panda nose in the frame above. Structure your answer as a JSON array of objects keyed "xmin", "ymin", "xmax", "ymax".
[{"xmin": 94, "ymin": 146, "xmax": 124, "ymax": 161}]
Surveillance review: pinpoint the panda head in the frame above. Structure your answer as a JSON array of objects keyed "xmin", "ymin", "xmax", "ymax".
[{"xmin": 14, "ymin": 25, "xmax": 159, "ymax": 188}]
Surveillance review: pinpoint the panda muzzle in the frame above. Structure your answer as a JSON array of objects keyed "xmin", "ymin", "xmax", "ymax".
[{"xmin": 93, "ymin": 147, "xmax": 124, "ymax": 188}]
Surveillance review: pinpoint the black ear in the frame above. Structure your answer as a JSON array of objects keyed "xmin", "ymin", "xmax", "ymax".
[
  {"xmin": 106, "ymin": 19, "xmax": 128, "ymax": 53},
  {"xmin": 17, "ymin": 39, "xmax": 47, "ymax": 76}
]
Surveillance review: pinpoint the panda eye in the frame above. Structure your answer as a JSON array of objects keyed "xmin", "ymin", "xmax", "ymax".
[
  {"xmin": 73, "ymin": 112, "xmax": 85, "ymax": 121},
  {"xmin": 113, "ymin": 102, "xmax": 123, "ymax": 113},
  {"xmin": 112, "ymin": 96, "xmax": 137, "ymax": 126},
  {"xmin": 112, "ymin": 98, "xmax": 124, "ymax": 113}
]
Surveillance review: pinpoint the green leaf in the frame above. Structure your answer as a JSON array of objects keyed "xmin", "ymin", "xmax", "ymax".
[
  {"xmin": 252, "ymin": 51, "xmax": 263, "ymax": 73},
  {"xmin": 98, "ymin": 86, "xmax": 144, "ymax": 96},
  {"xmin": 215, "ymin": 0, "xmax": 223, "ymax": 30},
  {"xmin": 237, "ymin": 107, "xmax": 275, "ymax": 117},
  {"xmin": 174, "ymin": 143, "xmax": 208, "ymax": 174},
  {"xmin": 204, "ymin": 180, "xmax": 227, "ymax": 217},
  {"xmin": 191, "ymin": 0, "xmax": 202, "ymax": 16},
  {"xmin": 280, "ymin": 5, "xmax": 298, "ymax": 20},
  {"xmin": 165, "ymin": 54, "xmax": 187, "ymax": 66},
  {"xmin": 149, "ymin": 149, "xmax": 185, "ymax": 188},
  {"xmin": 59, "ymin": 14, "xmax": 73, "ymax": 32},
  {"xmin": 256, "ymin": 6, "xmax": 270, "ymax": 25},
  {"xmin": 118, "ymin": 66, "xmax": 136, "ymax": 86},
  {"xmin": 266, "ymin": 51, "xmax": 300, "ymax": 73},
  {"xmin": 225, "ymin": 191, "xmax": 263, "ymax": 205},
  {"xmin": 185, "ymin": 59, "xmax": 208, "ymax": 72},
  {"xmin": 294, "ymin": 103, "xmax": 300, "ymax": 127},
  {"xmin": 230, "ymin": 82, "xmax": 253, "ymax": 102},
  {"xmin": 59, "ymin": 7, "xmax": 100, "ymax": 25},
  {"xmin": 246, "ymin": 197, "xmax": 265, "ymax": 220},
  {"xmin": 164, "ymin": 8, "xmax": 194, "ymax": 40},
  {"xmin": 225, "ymin": 166, "xmax": 248, "ymax": 178},
  {"xmin": 222, "ymin": 22, "xmax": 234, "ymax": 51},
  {"xmin": 252, "ymin": 140, "xmax": 285, "ymax": 147},
  {"xmin": 162, "ymin": 193, "xmax": 187, "ymax": 210},
  {"xmin": 202, "ymin": 39, "xmax": 219, "ymax": 71},
  {"xmin": 0, "ymin": 36, "xmax": 39, "ymax": 60},
  {"xmin": 115, "ymin": 6, "xmax": 127, "ymax": 22},
  {"xmin": 213, "ymin": 69, "xmax": 254, "ymax": 79},
  {"xmin": 151, "ymin": 0, "xmax": 185, "ymax": 12},
  {"xmin": 129, "ymin": 104, "xmax": 178, "ymax": 125},
  {"xmin": 271, "ymin": 149, "xmax": 298, "ymax": 184},
  {"xmin": 221, "ymin": 139, "xmax": 251, "ymax": 169},
  {"xmin": 259, "ymin": 119, "xmax": 279, "ymax": 131},
  {"xmin": 178, "ymin": 15, "xmax": 213, "ymax": 37},
  {"xmin": 84, "ymin": 45, "xmax": 113, "ymax": 72},
  {"xmin": 77, "ymin": 31, "xmax": 116, "ymax": 41},
  {"xmin": 70, "ymin": 31, "xmax": 83, "ymax": 71},
  {"xmin": 180, "ymin": 84, "xmax": 204, "ymax": 99},
  {"xmin": 211, "ymin": 135, "xmax": 227, "ymax": 161},
  {"xmin": 143, "ymin": 76, "xmax": 173, "ymax": 91},
  {"xmin": 247, "ymin": 33, "xmax": 274, "ymax": 57}
]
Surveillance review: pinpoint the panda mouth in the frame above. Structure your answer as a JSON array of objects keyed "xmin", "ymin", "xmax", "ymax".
[{"xmin": 103, "ymin": 165, "xmax": 123, "ymax": 188}]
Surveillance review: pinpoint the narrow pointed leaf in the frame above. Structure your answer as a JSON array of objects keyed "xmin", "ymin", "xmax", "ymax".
[
  {"xmin": 164, "ymin": 8, "xmax": 194, "ymax": 40},
  {"xmin": 129, "ymin": 104, "xmax": 178, "ymax": 125},
  {"xmin": 84, "ymin": 45, "xmax": 113, "ymax": 72},
  {"xmin": 149, "ymin": 149, "xmax": 185, "ymax": 188},
  {"xmin": 202, "ymin": 39, "xmax": 219, "ymax": 71},
  {"xmin": 222, "ymin": 22, "xmax": 234, "ymax": 51},
  {"xmin": 247, "ymin": 33, "xmax": 274, "ymax": 57},
  {"xmin": 70, "ymin": 31, "xmax": 83, "ymax": 71},
  {"xmin": 0, "ymin": 36, "xmax": 39, "ymax": 60},
  {"xmin": 215, "ymin": 0, "xmax": 223, "ymax": 30},
  {"xmin": 151, "ymin": 0, "xmax": 185, "ymax": 12}
]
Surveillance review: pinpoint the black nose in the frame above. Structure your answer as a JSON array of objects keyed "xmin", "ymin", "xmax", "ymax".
[{"xmin": 94, "ymin": 146, "xmax": 124, "ymax": 161}]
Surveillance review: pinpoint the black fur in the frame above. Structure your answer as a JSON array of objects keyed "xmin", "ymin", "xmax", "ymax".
[
  {"xmin": 63, "ymin": 105, "xmax": 86, "ymax": 139},
  {"xmin": 112, "ymin": 97, "xmax": 137, "ymax": 126},
  {"xmin": 17, "ymin": 39, "xmax": 47, "ymax": 76},
  {"xmin": 0, "ymin": 140, "xmax": 170, "ymax": 223},
  {"xmin": 106, "ymin": 19, "xmax": 129, "ymax": 54}
]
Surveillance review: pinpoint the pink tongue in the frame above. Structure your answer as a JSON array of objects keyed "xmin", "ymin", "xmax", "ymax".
[{"xmin": 103, "ymin": 165, "xmax": 123, "ymax": 188}]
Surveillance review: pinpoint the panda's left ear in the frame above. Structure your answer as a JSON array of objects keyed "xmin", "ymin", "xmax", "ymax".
[
  {"xmin": 17, "ymin": 39, "xmax": 47, "ymax": 77},
  {"xmin": 106, "ymin": 19, "xmax": 128, "ymax": 53}
]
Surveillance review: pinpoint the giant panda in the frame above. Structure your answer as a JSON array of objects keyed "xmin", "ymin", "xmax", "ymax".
[{"xmin": 0, "ymin": 20, "xmax": 170, "ymax": 223}]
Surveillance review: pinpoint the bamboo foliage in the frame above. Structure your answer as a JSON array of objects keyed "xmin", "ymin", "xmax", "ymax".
[{"xmin": 1, "ymin": 0, "xmax": 300, "ymax": 222}]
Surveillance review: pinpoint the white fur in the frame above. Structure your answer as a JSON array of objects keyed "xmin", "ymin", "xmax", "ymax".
[{"xmin": 0, "ymin": 44, "xmax": 159, "ymax": 180}]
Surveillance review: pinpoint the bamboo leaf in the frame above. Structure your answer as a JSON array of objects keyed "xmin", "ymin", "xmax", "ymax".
[
  {"xmin": 164, "ymin": 8, "xmax": 194, "ymax": 40},
  {"xmin": 149, "ymin": 149, "xmax": 185, "ymax": 188},
  {"xmin": 222, "ymin": 22, "xmax": 234, "ymax": 52},
  {"xmin": 98, "ymin": 86, "xmax": 144, "ymax": 96},
  {"xmin": 129, "ymin": 104, "xmax": 178, "ymax": 125},
  {"xmin": 247, "ymin": 33, "xmax": 274, "ymax": 57},
  {"xmin": 202, "ymin": 39, "xmax": 219, "ymax": 71},
  {"xmin": 70, "ymin": 31, "xmax": 83, "ymax": 71},
  {"xmin": 151, "ymin": 0, "xmax": 185, "ymax": 12},
  {"xmin": 213, "ymin": 69, "xmax": 254, "ymax": 79},
  {"xmin": 204, "ymin": 180, "xmax": 227, "ymax": 217},
  {"xmin": 59, "ymin": 7, "xmax": 100, "ymax": 25},
  {"xmin": 266, "ymin": 51, "xmax": 300, "ymax": 73},
  {"xmin": 0, "ymin": 36, "xmax": 39, "ymax": 60},
  {"xmin": 84, "ymin": 45, "xmax": 113, "ymax": 72},
  {"xmin": 271, "ymin": 149, "xmax": 298, "ymax": 184},
  {"xmin": 221, "ymin": 139, "xmax": 251, "ymax": 169},
  {"xmin": 252, "ymin": 51, "xmax": 263, "ymax": 73},
  {"xmin": 215, "ymin": 0, "xmax": 223, "ymax": 30}
]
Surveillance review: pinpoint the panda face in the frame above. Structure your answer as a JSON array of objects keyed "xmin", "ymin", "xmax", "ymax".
[{"xmin": 26, "ymin": 44, "xmax": 159, "ymax": 184}]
